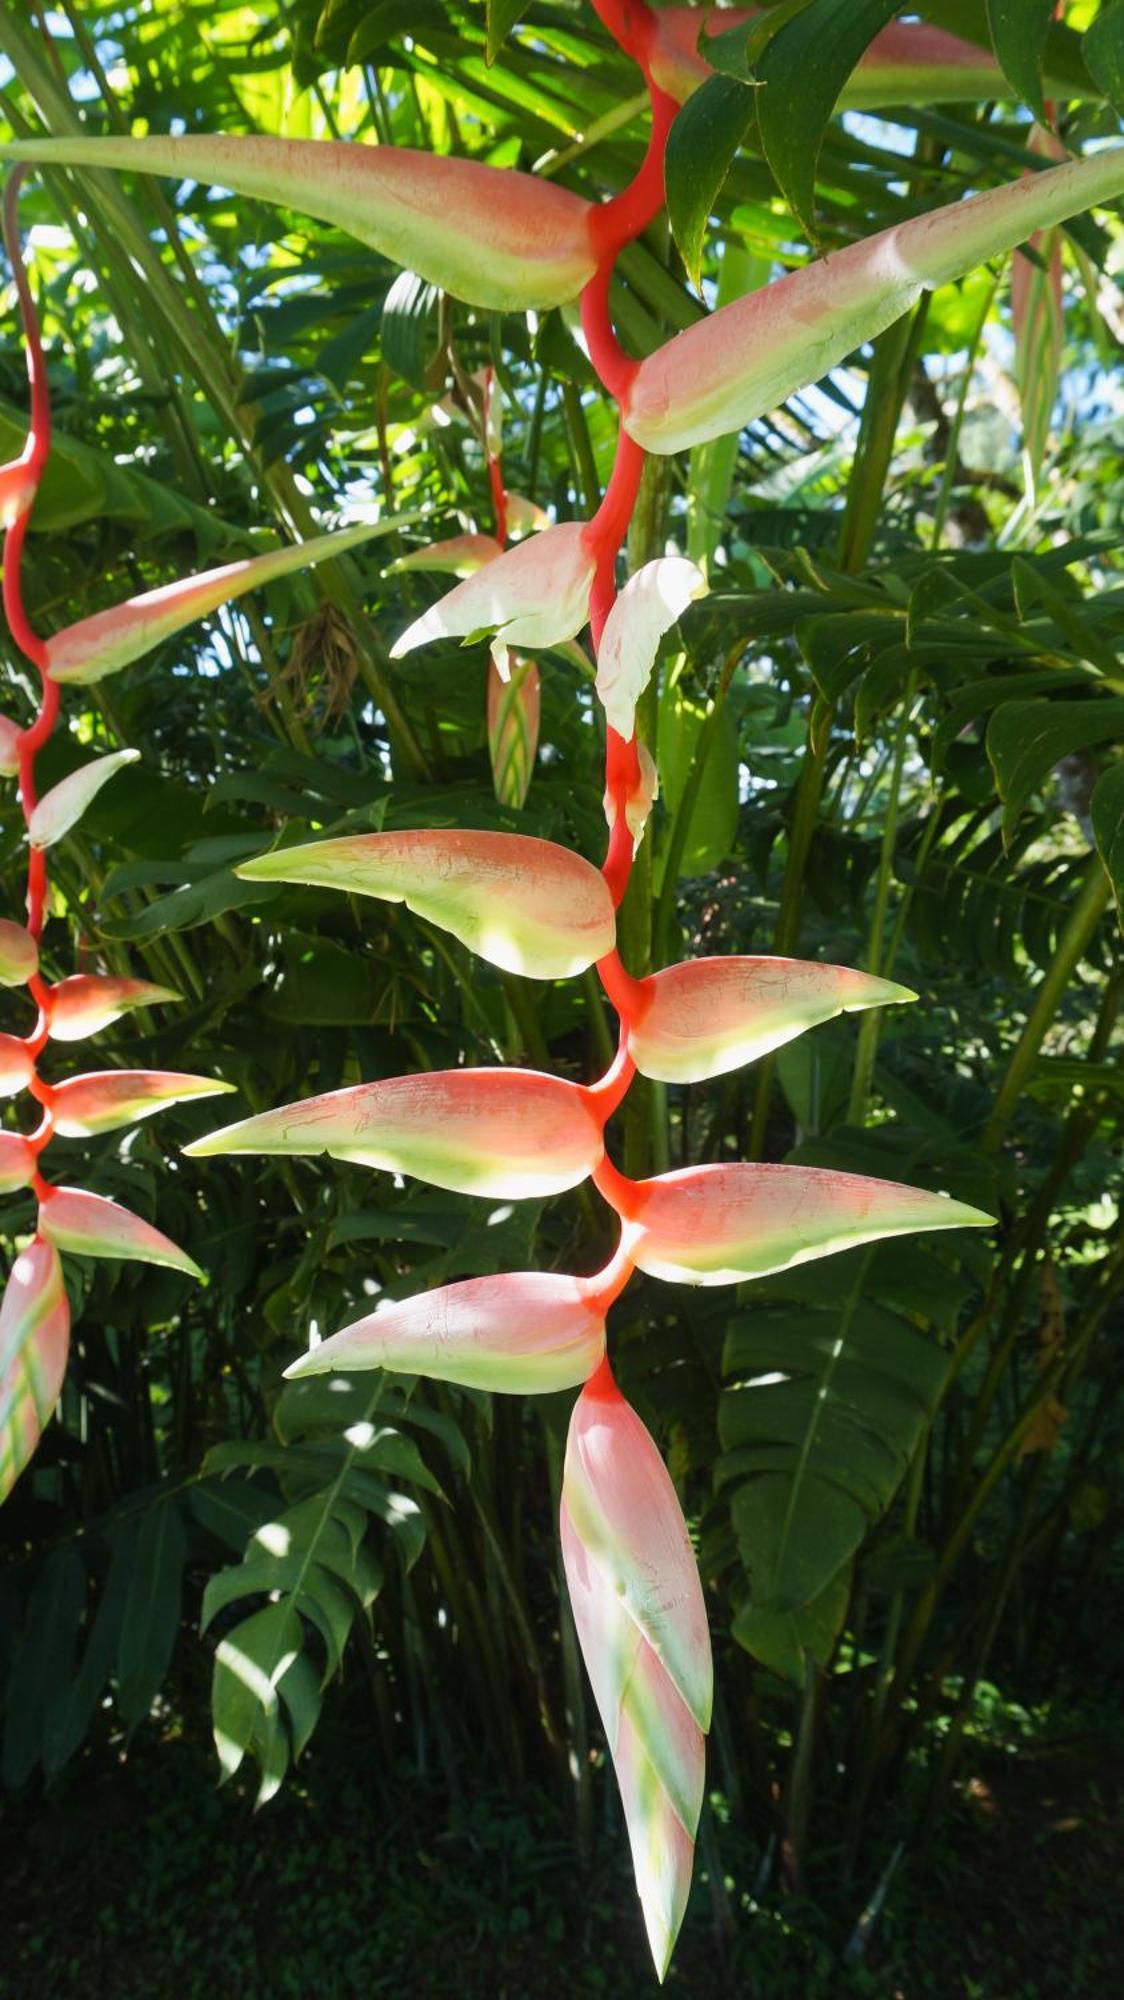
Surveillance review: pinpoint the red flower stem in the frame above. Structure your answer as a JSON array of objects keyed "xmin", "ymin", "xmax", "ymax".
[
  {"xmin": 573, "ymin": 5, "xmax": 676, "ymax": 974},
  {"xmin": 592, "ymin": 1149, "xmax": 641, "ymax": 1217},
  {"xmin": 586, "ymin": 1024, "xmax": 637, "ymax": 1120},
  {"xmin": 3, "ymin": 167, "xmax": 58, "ymax": 1180},
  {"xmin": 582, "ymin": 1350, "xmax": 622, "ymax": 1401},
  {"xmin": 582, "ymin": 1234, "xmax": 636, "ymax": 1317}
]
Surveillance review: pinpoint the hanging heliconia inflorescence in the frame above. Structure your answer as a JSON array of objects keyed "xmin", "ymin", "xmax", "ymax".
[
  {"xmin": 4, "ymin": 0, "xmax": 1123, "ymax": 1974},
  {"xmin": 0, "ymin": 174, "xmax": 410, "ymax": 1506}
]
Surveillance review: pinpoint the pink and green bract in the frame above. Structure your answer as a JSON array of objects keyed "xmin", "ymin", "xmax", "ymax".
[{"xmin": 4, "ymin": 0, "xmax": 1121, "ymax": 1976}]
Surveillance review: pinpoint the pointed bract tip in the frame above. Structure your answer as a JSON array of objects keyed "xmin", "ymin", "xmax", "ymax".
[{"xmin": 281, "ymin": 1347, "xmax": 324, "ymax": 1380}]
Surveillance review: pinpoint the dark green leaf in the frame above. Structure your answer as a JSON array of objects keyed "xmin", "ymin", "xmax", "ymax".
[
  {"xmin": 1091, "ymin": 760, "xmax": 1124, "ymax": 924},
  {"xmin": 1084, "ymin": 0, "xmax": 1124, "ymax": 112},
  {"xmin": 116, "ymin": 1501, "xmax": 187, "ymax": 1728},
  {"xmin": 755, "ymin": 0, "xmax": 902, "ymax": 237},
  {"xmin": 986, "ymin": 697, "xmax": 1124, "ymax": 843},
  {"xmin": 986, "ymin": 0, "xmax": 1056, "ymax": 122},
  {"xmin": 665, "ymin": 77, "xmax": 757, "ymax": 291}
]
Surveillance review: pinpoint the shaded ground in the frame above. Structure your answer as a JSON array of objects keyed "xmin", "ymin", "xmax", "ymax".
[{"xmin": 0, "ymin": 1707, "xmax": 1120, "ymax": 2000}]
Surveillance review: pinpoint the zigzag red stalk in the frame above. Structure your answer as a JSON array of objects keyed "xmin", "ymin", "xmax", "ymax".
[
  {"xmin": 572, "ymin": 0, "xmax": 677, "ymax": 1293},
  {"xmin": 3, "ymin": 169, "xmax": 58, "ymax": 1199},
  {"xmin": 579, "ymin": 0, "xmax": 675, "ymax": 922}
]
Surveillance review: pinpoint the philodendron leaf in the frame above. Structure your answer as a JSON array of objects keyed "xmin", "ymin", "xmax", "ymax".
[
  {"xmin": 186, "ymin": 1067, "xmax": 605, "ymax": 1200},
  {"xmin": 1091, "ymin": 761, "xmax": 1124, "ymax": 923},
  {"xmin": 617, "ymin": 1163, "xmax": 991, "ymax": 1286},
  {"xmin": 754, "ymin": 0, "xmax": 902, "ymax": 238},
  {"xmin": 665, "ymin": 76, "xmax": 757, "ymax": 292},
  {"xmin": 624, "ymin": 145, "xmax": 1124, "ymax": 452},
  {"xmin": 237, "ymin": 829, "xmax": 616, "ymax": 979},
  {"xmin": 1085, "ymin": 1, "xmax": 1124, "ymax": 114},
  {"xmin": 28, "ymin": 749, "xmax": 140, "ymax": 848},
  {"xmin": 46, "ymin": 519, "xmax": 416, "ymax": 686},
  {"xmin": 986, "ymin": 0, "xmax": 1056, "ymax": 123},
  {"xmin": 0, "ymin": 137, "xmax": 597, "ymax": 312},
  {"xmin": 986, "ymin": 696, "xmax": 1124, "ymax": 843}
]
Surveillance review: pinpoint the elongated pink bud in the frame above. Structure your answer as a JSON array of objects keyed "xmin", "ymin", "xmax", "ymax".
[
  {"xmin": 0, "ymin": 1034, "xmax": 34, "ymax": 1098},
  {"xmin": 0, "ymin": 137, "xmax": 597, "ymax": 312},
  {"xmin": 0, "ymin": 714, "xmax": 21, "ymax": 776},
  {"xmin": 487, "ymin": 657, "xmax": 540, "ymax": 810},
  {"xmin": 647, "ymin": 8, "xmax": 1074, "ymax": 109},
  {"xmin": 1013, "ymin": 128, "xmax": 1068, "ymax": 483},
  {"xmin": 45, "ymin": 521, "xmax": 406, "ymax": 687},
  {"xmin": 615, "ymin": 1163, "xmax": 991, "ymax": 1285},
  {"xmin": 624, "ymin": 147, "xmax": 1124, "ymax": 454},
  {"xmin": 237, "ymin": 829, "xmax": 616, "ymax": 980},
  {"xmin": 562, "ymin": 1369, "xmax": 711, "ymax": 1978},
  {"xmin": 47, "ymin": 974, "xmax": 182, "ymax": 1042},
  {"xmin": 186, "ymin": 1066, "xmax": 604, "ymax": 1199},
  {"xmin": 285, "ymin": 1270, "xmax": 606, "ymax": 1393},
  {"xmin": 387, "ymin": 533, "xmax": 503, "ymax": 578},
  {"xmin": 389, "ymin": 521, "xmax": 595, "ymax": 677},
  {"xmin": 0, "ymin": 918, "xmax": 38, "ymax": 987},
  {"xmin": 37, "ymin": 1185, "xmax": 203, "ymax": 1277},
  {"xmin": 27, "ymin": 748, "xmax": 140, "ymax": 848},
  {"xmin": 0, "ymin": 1237, "xmax": 70, "ymax": 1503},
  {"xmin": 0, "ymin": 1132, "xmax": 36, "ymax": 1193},
  {"xmin": 625, "ymin": 956, "xmax": 915, "ymax": 1085},
  {"xmin": 50, "ymin": 1068, "xmax": 235, "ymax": 1138}
]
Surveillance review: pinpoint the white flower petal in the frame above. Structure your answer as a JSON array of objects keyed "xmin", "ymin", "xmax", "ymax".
[
  {"xmin": 389, "ymin": 520, "xmax": 593, "ymax": 660},
  {"xmin": 596, "ymin": 557, "xmax": 707, "ymax": 738}
]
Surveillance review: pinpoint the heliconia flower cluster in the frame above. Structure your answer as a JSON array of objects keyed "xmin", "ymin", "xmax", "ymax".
[
  {"xmin": 4, "ymin": 4, "xmax": 1121, "ymax": 1975},
  {"xmin": 0, "ymin": 175, "xmax": 408, "ymax": 1507}
]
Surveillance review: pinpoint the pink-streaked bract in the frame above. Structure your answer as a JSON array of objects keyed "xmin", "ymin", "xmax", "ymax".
[
  {"xmin": 286, "ymin": 1269, "xmax": 606, "ymax": 1394},
  {"xmin": 624, "ymin": 147, "xmax": 1124, "ymax": 454},
  {"xmin": 0, "ymin": 713, "xmax": 21, "ymax": 776},
  {"xmin": 38, "ymin": 1185, "xmax": 204, "ymax": 1278},
  {"xmin": 186, "ymin": 1066, "xmax": 605, "ymax": 1200},
  {"xmin": 27, "ymin": 748, "xmax": 140, "ymax": 849},
  {"xmin": 0, "ymin": 1033, "xmax": 34, "ymax": 1098},
  {"xmin": 388, "ymin": 520, "xmax": 595, "ymax": 679},
  {"xmin": 0, "ymin": 918, "xmax": 38, "ymax": 987},
  {"xmin": 50, "ymin": 1068, "xmax": 235, "ymax": 1138},
  {"xmin": 0, "ymin": 1237, "xmax": 70, "ymax": 1504},
  {"xmin": 624, "ymin": 955, "xmax": 916, "ymax": 1085},
  {"xmin": 0, "ymin": 1132, "xmax": 36, "ymax": 1194},
  {"xmin": 45, "ymin": 521, "xmax": 409, "ymax": 687},
  {"xmin": 46, "ymin": 974, "xmax": 182, "ymax": 1042},
  {"xmin": 562, "ymin": 1370, "xmax": 711, "ymax": 1977},
  {"xmin": 0, "ymin": 135, "xmax": 598, "ymax": 311},
  {"xmin": 237, "ymin": 828, "xmax": 616, "ymax": 980},
  {"xmin": 615, "ymin": 1162, "xmax": 992, "ymax": 1285}
]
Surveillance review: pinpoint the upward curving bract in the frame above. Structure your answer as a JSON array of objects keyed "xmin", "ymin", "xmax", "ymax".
[
  {"xmin": 237, "ymin": 830, "xmax": 617, "ymax": 980},
  {"xmin": 646, "ymin": 7, "xmax": 1098, "ymax": 110},
  {"xmin": 0, "ymin": 136, "xmax": 598, "ymax": 312},
  {"xmin": 624, "ymin": 147, "xmax": 1124, "ymax": 453}
]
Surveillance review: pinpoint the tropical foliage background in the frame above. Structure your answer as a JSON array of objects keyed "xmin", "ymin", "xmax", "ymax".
[{"xmin": 1, "ymin": 0, "xmax": 1122, "ymax": 1993}]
